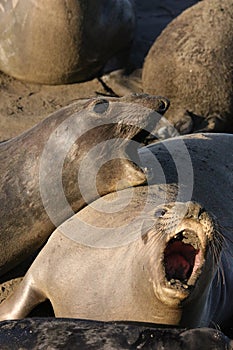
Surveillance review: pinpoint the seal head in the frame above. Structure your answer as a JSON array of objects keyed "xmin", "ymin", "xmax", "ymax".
[
  {"xmin": 142, "ymin": 202, "xmax": 222, "ymax": 317},
  {"xmin": 0, "ymin": 94, "xmax": 169, "ymax": 275}
]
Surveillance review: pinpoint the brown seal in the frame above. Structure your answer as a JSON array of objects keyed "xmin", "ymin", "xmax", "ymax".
[
  {"xmin": 0, "ymin": 0, "xmax": 135, "ymax": 84},
  {"xmin": 142, "ymin": 0, "xmax": 233, "ymax": 133},
  {"xmin": 0, "ymin": 133, "xmax": 232, "ymax": 329},
  {"xmin": 0, "ymin": 94, "xmax": 169, "ymax": 275}
]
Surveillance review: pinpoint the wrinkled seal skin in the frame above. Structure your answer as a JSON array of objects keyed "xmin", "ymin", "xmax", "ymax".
[
  {"xmin": 0, "ymin": 319, "xmax": 231, "ymax": 350},
  {"xmin": 0, "ymin": 0, "xmax": 135, "ymax": 84},
  {"xmin": 142, "ymin": 0, "xmax": 233, "ymax": 134},
  {"xmin": 0, "ymin": 94, "xmax": 169, "ymax": 276},
  {"xmin": 1, "ymin": 134, "xmax": 232, "ymax": 331}
]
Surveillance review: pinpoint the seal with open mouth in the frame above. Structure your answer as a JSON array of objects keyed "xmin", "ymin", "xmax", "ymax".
[
  {"xmin": 0, "ymin": 187, "xmax": 222, "ymax": 328},
  {"xmin": 1, "ymin": 133, "xmax": 232, "ymax": 330},
  {"xmin": 0, "ymin": 94, "xmax": 169, "ymax": 276}
]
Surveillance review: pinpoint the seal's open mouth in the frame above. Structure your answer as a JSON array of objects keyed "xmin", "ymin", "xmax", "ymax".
[
  {"xmin": 125, "ymin": 128, "xmax": 158, "ymax": 175},
  {"xmin": 132, "ymin": 129, "xmax": 158, "ymax": 146},
  {"xmin": 164, "ymin": 230, "xmax": 202, "ymax": 287}
]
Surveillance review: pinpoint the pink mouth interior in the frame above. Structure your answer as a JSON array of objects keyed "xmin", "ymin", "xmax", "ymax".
[{"xmin": 164, "ymin": 241, "xmax": 199, "ymax": 282}]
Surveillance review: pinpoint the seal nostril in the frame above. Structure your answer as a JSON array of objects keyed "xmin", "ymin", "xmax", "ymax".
[
  {"xmin": 93, "ymin": 100, "xmax": 109, "ymax": 114},
  {"xmin": 159, "ymin": 100, "xmax": 166, "ymax": 111},
  {"xmin": 157, "ymin": 98, "xmax": 169, "ymax": 113},
  {"xmin": 198, "ymin": 207, "xmax": 206, "ymax": 217}
]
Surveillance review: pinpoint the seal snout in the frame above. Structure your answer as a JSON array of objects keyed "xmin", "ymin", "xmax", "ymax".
[{"xmin": 164, "ymin": 230, "xmax": 202, "ymax": 287}]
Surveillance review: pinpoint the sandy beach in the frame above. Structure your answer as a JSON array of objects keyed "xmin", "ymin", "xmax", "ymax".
[{"xmin": 0, "ymin": 0, "xmax": 200, "ymax": 141}]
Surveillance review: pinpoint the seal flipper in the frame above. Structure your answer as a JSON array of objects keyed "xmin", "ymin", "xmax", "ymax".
[
  {"xmin": 185, "ymin": 111, "xmax": 226, "ymax": 133},
  {"xmin": 202, "ymin": 114, "xmax": 226, "ymax": 132},
  {"xmin": 0, "ymin": 274, "xmax": 46, "ymax": 320}
]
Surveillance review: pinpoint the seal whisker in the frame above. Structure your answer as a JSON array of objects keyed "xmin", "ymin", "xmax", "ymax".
[
  {"xmin": 218, "ymin": 230, "xmax": 233, "ymax": 259},
  {"xmin": 210, "ymin": 241, "xmax": 225, "ymax": 286},
  {"xmin": 215, "ymin": 223, "xmax": 233, "ymax": 239},
  {"xmin": 217, "ymin": 260, "xmax": 226, "ymax": 286},
  {"xmin": 208, "ymin": 227, "xmax": 226, "ymax": 286}
]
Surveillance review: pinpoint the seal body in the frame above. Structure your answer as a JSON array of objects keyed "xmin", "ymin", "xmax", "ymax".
[
  {"xmin": 0, "ymin": 194, "xmax": 222, "ymax": 327},
  {"xmin": 0, "ymin": 94, "xmax": 169, "ymax": 275},
  {"xmin": 0, "ymin": 319, "xmax": 231, "ymax": 350},
  {"xmin": 0, "ymin": 134, "xmax": 232, "ymax": 328},
  {"xmin": 0, "ymin": 0, "xmax": 135, "ymax": 84},
  {"xmin": 142, "ymin": 0, "xmax": 233, "ymax": 133}
]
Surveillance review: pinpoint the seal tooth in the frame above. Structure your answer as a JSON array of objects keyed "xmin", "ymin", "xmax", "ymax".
[
  {"xmin": 173, "ymin": 232, "xmax": 183, "ymax": 241},
  {"xmin": 168, "ymin": 279, "xmax": 189, "ymax": 289}
]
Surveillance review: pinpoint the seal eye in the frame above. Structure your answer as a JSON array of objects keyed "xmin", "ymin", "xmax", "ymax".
[
  {"xmin": 198, "ymin": 207, "xmax": 206, "ymax": 217},
  {"xmin": 154, "ymin": 208, "xmax": 167, "ymax": 218},
  {"xmin": 93, "ymin": 100, "xmax": 109, "ymax": 114}
]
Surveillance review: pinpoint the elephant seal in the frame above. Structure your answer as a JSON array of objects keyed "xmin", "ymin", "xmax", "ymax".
[
  {"xmin": 142, "ymin": 0, "xmax": 233, "ymax": 134},
  {"xmin": 0, "ymin": 0, "xmax": 135, "ymax": 84},
  {"xmin": 0, "ymin": 94, "xmax": 169, "ymax": 275},
  {"xmin": 1, "ymin": 133, "xmax": 232, "ymax": 330},
  {"xmin": 0, "ymin": 194, "xmax": 222, "ymax": 328},
  {"xmin": 0, "ymin": 319, "xmax": 231, "ymax": 350}
]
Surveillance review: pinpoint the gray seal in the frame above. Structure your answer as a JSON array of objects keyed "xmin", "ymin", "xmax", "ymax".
[
  {"xmin": 0, "ymin": 133, "xmax": 232, "ymax": 330},
  {"xmin": 0, "ymin": 318, "xmax": 231, "ymax": 350},
  {"xmin": 0, "ymin": 0, "xmax": 135, "ymax": 84},
  {"xmin": 0, "ymin": 94, "xmax": 169, "ymax": 275},
  {"xmin": 142, "ymin": 0, "xmax": 233, "ymax": 133}
]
